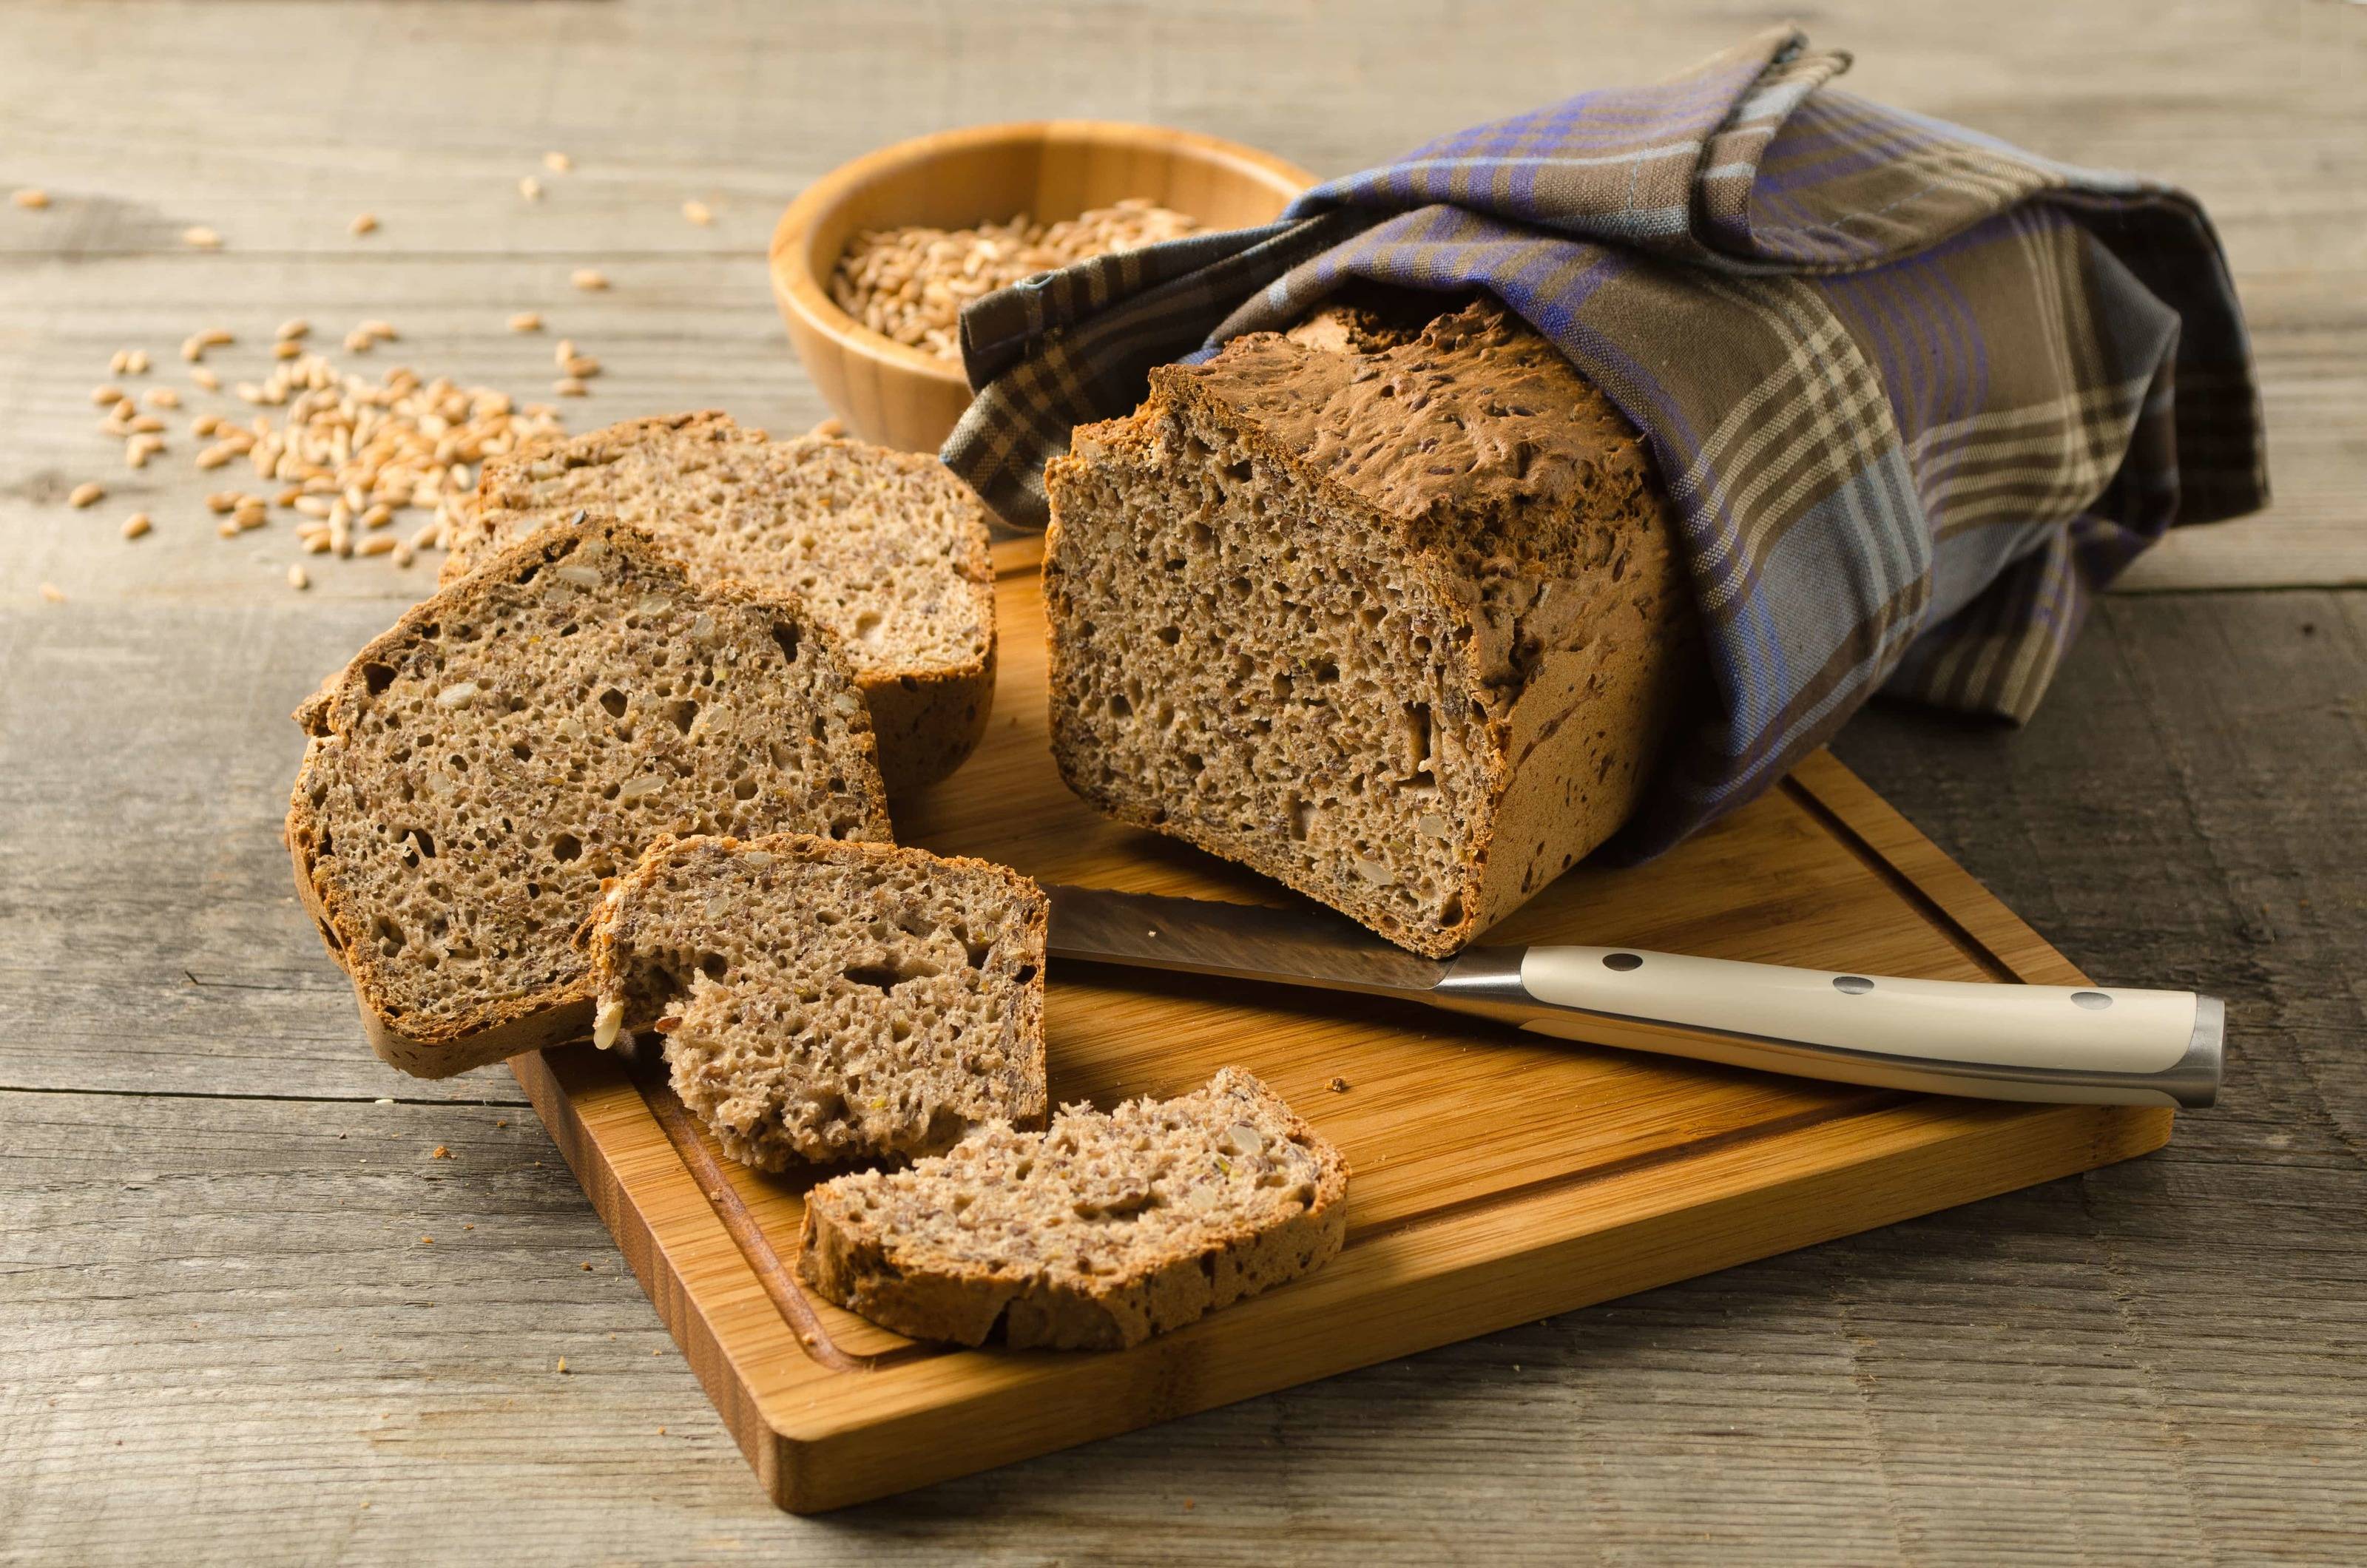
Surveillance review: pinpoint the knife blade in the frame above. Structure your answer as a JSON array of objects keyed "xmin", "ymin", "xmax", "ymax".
[{"xmin": 1042, "ymin": 884, "xmax": 2222, "ymax": 1109}]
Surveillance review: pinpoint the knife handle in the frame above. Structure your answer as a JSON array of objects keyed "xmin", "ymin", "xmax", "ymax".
[{"xmin": 1432, "ymin": 945, "xmax": 2222, "ymax": 1107}]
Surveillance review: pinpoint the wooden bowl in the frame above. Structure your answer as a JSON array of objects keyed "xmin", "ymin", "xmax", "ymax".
[{"xmin": 771, "ymin": 121, "xmax": 1315, "ymax": 456}]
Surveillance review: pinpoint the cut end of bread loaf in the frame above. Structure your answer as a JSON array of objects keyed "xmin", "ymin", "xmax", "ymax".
[
  {"xmin": 1042, "ymin": 298, "xmax": 1694, "ymax": 957},
  {"xmin": 286, "ymin": 516, "xmax": 893, "ymax": 1078},
  {"xmin": 441, "ymin": 410, "xmax": 996, "ymax": 791},
  {"xmin": 592, "ymin": 833, "xmax": 1048, "ymax": 1169},
  {"xmin": 797, "ymin": 1067, "xmax": 1348, "ymax": 1349}
]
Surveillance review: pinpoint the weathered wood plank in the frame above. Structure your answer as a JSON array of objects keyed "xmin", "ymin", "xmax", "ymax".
[
  {"xmin": 1, "ymin": 0, "xmax": 2360, "ymax": 600},
  {"xmin": 4, "ymin": 590, "xmax": 2361, "ymax": 1562}
]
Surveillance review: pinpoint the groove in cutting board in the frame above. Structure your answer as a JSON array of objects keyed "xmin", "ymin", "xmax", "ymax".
[{"xmin": 511, "ymin": 564, "xmax": 2175, "ymax": 1513}]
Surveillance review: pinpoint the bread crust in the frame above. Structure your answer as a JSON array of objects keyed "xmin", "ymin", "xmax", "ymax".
[
  {"xmin": 442, "ymin": 410, "xmax": 996, "ymax": 793},
  {"xmin": 287, "ymin": 516, "xmax": 893, "ymax": 1079},
  {"xmin": 796, "ymin": 1068, "xmax": 1350, "ymax": 1350}
]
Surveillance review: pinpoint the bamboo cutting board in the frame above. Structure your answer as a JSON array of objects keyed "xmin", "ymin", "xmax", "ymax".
[{"xmin": 511, "ymin": 550, "xmax": 2173, "ymax": 1513}]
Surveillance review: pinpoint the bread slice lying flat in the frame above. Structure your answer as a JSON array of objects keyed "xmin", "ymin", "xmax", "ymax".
[
  {"xmin": 798, "ymin": 1067, "xmax": 1349, "ymax": 1349},
  {"xmin": 590, "ymin": 833, "xmax": 1048, "ymax": 1169},
  {"xmin": 1042, "ymin": 297, "xmax": 1695, "ymax": 958},
  {"xmin": 442, "ymin": 410, "xmax": 996, "ymax": 792},
  {"xmin": 288, "ymin": 516, "xmax": 893, "ymax": 1079}
]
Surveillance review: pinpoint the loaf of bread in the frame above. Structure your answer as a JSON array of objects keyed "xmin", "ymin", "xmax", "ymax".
[
  {"xmin": 288, "ymin": 516, "xmax": 893, "ymax": 1079},
  {"xmin": 442, "ymin": 411, "xmax": 996, "ymax": 792},
  {"xmin": 590, "ymin": 833, "xmax": 1047, "ymax": 1169},
  {"xmin": 1041, "ymin": 298, "xmax": 1695, "ymax": 957},
  {"xmin": 798, "ymin": 1067, "xmax": 1348, "ymax": 1349}
]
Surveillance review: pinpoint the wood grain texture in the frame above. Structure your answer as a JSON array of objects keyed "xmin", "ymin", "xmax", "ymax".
[
  {"xmin": 494, "ymin": 567, "xmax": 2172, "ymax": 1513},
  {"xmin": 1, "ymin": 0, "xmax": 2363, "ymax": 1560}
]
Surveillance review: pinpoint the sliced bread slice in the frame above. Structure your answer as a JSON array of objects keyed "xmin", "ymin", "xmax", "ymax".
[
  {"xmin": 441, "ymin": 410, "xmax": 996, "ymax": 792},
  {"xmin": 797, "ymin": 1067, "xmax": 1349, "ymax": 1349},
  {"xmin": 288, "ymin": 516, "xmax": 893, "ymax": 1080},
  {"xmin": 589, "ymin": 833, "xmax": 1049, "ymax": 1169}
]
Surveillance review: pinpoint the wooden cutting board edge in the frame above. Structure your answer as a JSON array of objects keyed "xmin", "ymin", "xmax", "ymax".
[{"xmin": 510, "ymin": 747, "xmax": 2175, "ymax": 1513}]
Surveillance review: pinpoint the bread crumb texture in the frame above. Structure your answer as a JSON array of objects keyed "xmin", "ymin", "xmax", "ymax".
[
  {"xmin": 593, "ymin": 833, "xmax": 1047, "ymax": 1168},
  {"xmin": 1042, "ymin": 297, "xmax": 1693, "ymax": 956},
  {"xmin": 287, "ymin": 516, "xmax": 891, "ymax": 1065},
  {"xmin": 442, "ymin": 411, "xmax": 996, "ymax": 789},
  {"xmin": 798, "ymin": 1067, "xmax": 1349, "ymax": 1349}
]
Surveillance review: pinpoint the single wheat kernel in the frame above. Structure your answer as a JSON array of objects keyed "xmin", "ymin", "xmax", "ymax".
[
  {"xmin": 554, "ymin": 376, "xmax": 587, "ymax": 396},
  {"xmin": 217, "ymin": 518, "xmax": 240, "ymax": 538},
  {"xmin": 553, "ymin": 338, "xmax": 575, "ymax": 366},
  {"xmin": 277, "ymin": 318, "xmax": 311, "ymax": 342},
  {"xmin": 109, "ymin": 349, "xmax": 130, "ymax": 374},
  {"xmin": 112, "ymin": 397, "xmax": 138, "ymax": 420},
  {"xmin": 190, "ymin": 365, "xmax": 220, "ymax": 391},
  {"xmin": 682, "ymin": 200, "xmax": 713, "ymax": 226},
  {"xmin": 144, "ymin": 386, "xmax": 180, "ymax": 409},
  {"xmin": 303, "ymin": 533, "xmax": 333, "ymax": 555},
  {"xmin": 128, "ymin": 414, "xmax": 165, "ymax": 434},
  {"xmin": 13, "ymin": 188, "xmax": 50, "ymax": 210},
  {"xmin": 411, "ymin": 521, "xmax": 442, "ymax": 550},
  {"xmin": 38, "ymin": 583, "xmax": 65, "ymax": 603},
  {"xmin": 121, "ymin": 513, "xmax": 152, "ymax": 539},
  {"xmin": 183, "ymin": 226, "xmax": 222, "ymax": 249},
  {"xmin": 126, "ymin": 349, "xmax": 149, "ymax": 375},
  {"xmin": 195, "ymin": 445, "xmax": 232, "ymax": 470},
  {"xmin": 392, "ymin": 541, "xmax": 415, "ymax": 567},
  {"xmin": 205, "ymin": 492, "xmax": 236, "ymax": 514},
  {"xmin": 192, "ymin": 414, "xmax": 221, "ymax": 438},
  {"xmin": 351, "ymin": 212, "xmax": 379, "ymax": 236},
  {"xmin": 519, "ymin": 176, "xmax": 544, "ymax": 202},
  {"xmin": 508, "ymin": 311, "xmax": 542, "ymax": 333},
  {"xmin": 69, "ymin": 481, "xmax": 104, "ymax": 507},
  {"xmin": 287, "ymin": 564, "xmax": 310, "ymax": 590},
  {"xmin": 274, "ymin": 340, "xmax": 303, "ymax": 361},
  {"xmin": 345, "ymin": 331, "xmax": 375, "ymax": 354},
  {"xmin": 359, "ymin": 533, "xmax": 397, "ymax": 557},
  {"xmin": 91, "ymin": 384, "xmax": 125, "ymax": 408},
  {"xmin": 570, "ymin": 268, "xmax": 607, "ymax": 291},
  {"xmin": 562, "ymin": 354, "xmax": 600, "ymax": 378},
  {"xmin": 363, "ymin": 502, "xmax": 394, "ymax": 529},
  {"xmin": 544, "ymin": 152, "xmax": 572, "ymax": 174}
]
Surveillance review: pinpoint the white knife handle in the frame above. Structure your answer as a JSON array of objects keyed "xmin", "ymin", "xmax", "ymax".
[{"xmin": 1432, "ymin": 945, "xmax": 2221, "ymax": 1107}]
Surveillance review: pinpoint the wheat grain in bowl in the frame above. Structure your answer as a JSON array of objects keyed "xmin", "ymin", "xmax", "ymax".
[{"xmin": 830, "ymin": 198, "xmax": 1200, "ymax": 359}]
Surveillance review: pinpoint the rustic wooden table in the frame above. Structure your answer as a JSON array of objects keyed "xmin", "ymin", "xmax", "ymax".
[{"xmin": 4, "ymin": 2, "xmax": 2361, "ymax": 1561}]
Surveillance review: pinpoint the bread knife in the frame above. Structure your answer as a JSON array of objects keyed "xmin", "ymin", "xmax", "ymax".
[{"xmin": 1043, "ymin": 885, "xmax": 2221, "ymax": 1107}]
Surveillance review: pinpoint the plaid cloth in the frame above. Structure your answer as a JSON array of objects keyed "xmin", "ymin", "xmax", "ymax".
[{"xmin": 943, "ymin": 27, "xmax": 2266, "ymax": 856}]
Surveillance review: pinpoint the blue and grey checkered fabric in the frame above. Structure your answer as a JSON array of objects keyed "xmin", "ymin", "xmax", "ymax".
[{"xmin": 943, "ymin": 27, "xmax": 2266, "ymax": 855}]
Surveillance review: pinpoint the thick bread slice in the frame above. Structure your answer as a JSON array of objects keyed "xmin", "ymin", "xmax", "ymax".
[
  {"xmin": 589, "ymin": 832, "xmax": 1047, "ymax": 1169},
  {"xmin": 441, "ymin": 410, "xmax": 996, "ymax": 792},
  {"xmin": 1041, "ymin": 298, "xmax": 1697, "ymax": 958},
  {"xmin": 797, "ymin": 1067, "xmax": 1349, "ymax": 1350},
  {"xmin": 287, "ymin": 516, "xmax": 893, "ymax": 1079}
]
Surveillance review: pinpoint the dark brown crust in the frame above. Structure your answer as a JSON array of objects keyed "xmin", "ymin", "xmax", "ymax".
[
  {"xmin": 286, "ymin": 516, "xmax": 894, "ymax": 1081},
  {"xmin": 587, "ymin": 831, "xmax": 1049, "ymax": 1155},
  {"xmin": 1041, "ymin": 301, "xmax": 1692, "ymax": 958},
  {"xmin": 442, "ymin": 410, "xmax": 997, "ymax": 792},
  {"xmin": 794, "ymin": 1068, "xmax": 1350, "ymax": 1351}
]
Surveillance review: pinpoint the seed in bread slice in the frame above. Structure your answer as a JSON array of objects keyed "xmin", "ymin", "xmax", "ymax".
[
  {"xmin": 590, "ymin": 833, "xmax": 1048, "ymax": 1169},
  {"xmin": 287, "ymin": 516, "xmax": 894, "ymax": 1080},
  {"xmin": 797, "ymin": 1067, "xmax": 1348, "ymax": 1350},
  {"xmin": 442, "ymin": 410, "xmax": 996, "ymax": 792}
]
